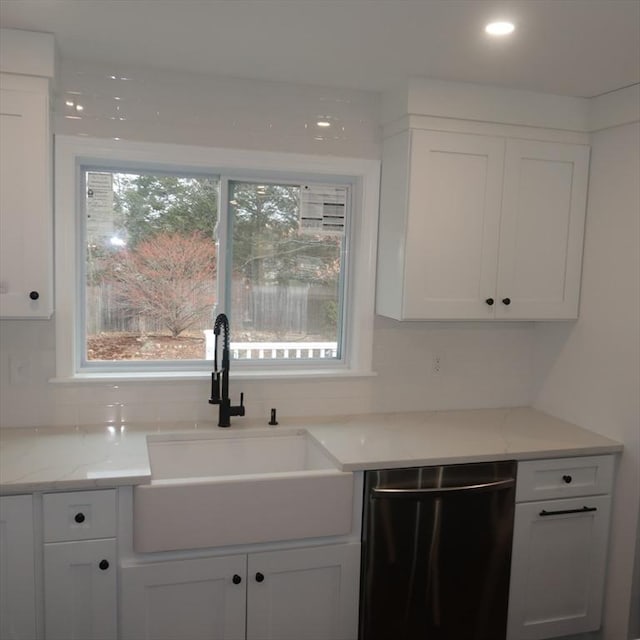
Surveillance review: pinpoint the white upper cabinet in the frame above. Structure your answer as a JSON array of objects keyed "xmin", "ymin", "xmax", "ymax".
[
  {"xmin": 376, "ymin": 128, "xmax": 590, "ymax": 321},
  {"xmin": 497, "ymin": 139, "xmax": 589, "ymax": 320},
  {"xmin": 0, "ymin": 30, "xmax": 54, "ymax": 319},
  {"xmin": 0, "ymin": 76, "xmax": 53, "ymax": 318}
]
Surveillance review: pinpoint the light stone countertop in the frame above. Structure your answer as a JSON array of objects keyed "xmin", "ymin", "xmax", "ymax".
[
  {"xmin": 304, "ymin": 407, "xmax": 623, "ymax": 470},
  {"xmin": 0, "ymin": 407, "xmax": 623, "ymax": 495}
]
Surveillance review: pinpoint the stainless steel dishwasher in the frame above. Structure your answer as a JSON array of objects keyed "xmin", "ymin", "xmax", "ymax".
[{"xmin": 359, "ymin": 460, "xmax": 516, "ymax": 640}]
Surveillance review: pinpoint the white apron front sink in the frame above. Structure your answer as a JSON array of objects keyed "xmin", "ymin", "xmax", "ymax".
[{"xmin": 133, "ymin": 429, "xmax": 353, "ymax": 552}]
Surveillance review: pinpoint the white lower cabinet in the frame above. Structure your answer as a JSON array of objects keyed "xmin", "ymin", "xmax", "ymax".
[
  {"xmin": 121, "ymin": 554, "xmax": 246, "ymax": 640},
  {"xmin": 121, "ymin": 542, "xmax": 360, "ymax": 640},
  {"xmin": 246, "ymin": 544, "xmax": 360, "ymax": 640},
  {"xmin": 0, "ymin": 495, "xmax": 37, "ymax": 640},
  {"xmin": 507, "ymin": 456, "xmax": 614, "ymax": 640},
  {"xmin": 42, "ymin": 490, "xmax": 118, "ymax": 640},
  {"xmin": 44, "ymin": 539, "xmax": 117, "ymax": 640}
]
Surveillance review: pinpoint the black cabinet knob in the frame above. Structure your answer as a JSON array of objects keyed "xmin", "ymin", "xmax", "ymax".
[
  {"xmin": 232, "ymin": 574, "xmax": 242, "ymax": 585},
  {"xmin": 29, "ymin": 291, "xmax": 39, "ymax": 300},
  {"xmin": 74, "ymin": 512, "xmax": 85, "ymax": 523},
  {"xmin": 255, "ymin": 572, "xmax": 265, "ymax": 583},
  {"xmin": 502, "ymin": 298, "xmax": 511, "ymax": 306},
  {"xmin": 485, "ymin": 298, "xmax": 494, "ymax": 306},
  {"xmin": 562, "ymin": 475, "xmax": 572, "ymax": 484},
  {"xmin": 99, "ymin": 559, "xmax": 109, "ymax": 571}
]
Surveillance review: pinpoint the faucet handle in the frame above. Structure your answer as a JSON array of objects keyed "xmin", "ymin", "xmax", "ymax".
[
  {"xmin": 231, "ymin": 392, "xmax": 246, "ymax": 417},
  {"xmin": 237, "ymin": 392, "xmax": 245, "ymax": 415}
]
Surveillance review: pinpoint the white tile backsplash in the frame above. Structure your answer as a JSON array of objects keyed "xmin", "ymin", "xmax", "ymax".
[
  {"xmin": 0, "ymin": 314, "xmax": 535, "ymax": 427},
  {"xmin": 55, "ymin": 59, "xmax": 381, "ymax": 158}
]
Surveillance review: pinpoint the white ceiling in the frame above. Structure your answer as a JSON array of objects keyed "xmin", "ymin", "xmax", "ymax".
[{"xmin": 1, "ymin": 0, "xmax": 639, "ymax": 98}]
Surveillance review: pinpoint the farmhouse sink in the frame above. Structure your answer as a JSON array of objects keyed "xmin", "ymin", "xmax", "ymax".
[
  {"xmin": 133, "ymin": 429, "xmax": 354, "ymax": 552},
  {"xmin": 148, "ymin": 429, "xmax": 339, "ymax": 479}
]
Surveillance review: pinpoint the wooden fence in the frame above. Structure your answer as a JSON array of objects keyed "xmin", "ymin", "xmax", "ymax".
[{"xmin": 87, "ymin": 282, "xmax": 336, "ymax": 337}]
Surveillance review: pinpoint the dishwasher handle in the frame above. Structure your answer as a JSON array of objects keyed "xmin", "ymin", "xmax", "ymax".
[
  {"xmin": 371, "ymin": 477, "xmax": 515, "ymax": 499},
  {"xmin": 539, "ymin": 506, "xmax": 598, "ymax": 517}
]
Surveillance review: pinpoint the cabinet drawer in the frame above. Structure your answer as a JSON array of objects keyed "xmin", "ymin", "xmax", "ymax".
[
  {"xmin": 43, "ymin": 490, "xmax": 116, "ymax": 542},
  {"xmin": 516, "ymin": 455, "xmax": 614, "ymax": 503}
]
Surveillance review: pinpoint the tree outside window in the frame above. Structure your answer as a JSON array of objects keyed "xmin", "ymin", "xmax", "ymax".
[{"xmin": 84, "ymin": 172, "xmax": 344, "ymax": 363}]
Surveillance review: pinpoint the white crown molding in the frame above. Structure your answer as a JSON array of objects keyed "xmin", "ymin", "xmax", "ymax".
[
  {"xmin": 588, "ymin": 84, "xmax": 640, "ymax": 132},
  {"xmin": 0, "ymin": 28, "xmax": 55, "ymax": 79},
  {"xmin": 383, "ymin": 78, "xmax": 640, "ymax": 135},
  {"xmin": 382, "ymin": 77, "xmax": 590, "ymax": 132}
]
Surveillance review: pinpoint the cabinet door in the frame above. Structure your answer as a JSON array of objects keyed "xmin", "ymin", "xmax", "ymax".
[
  {"xmin": 0, "ymin": 82, "xmax": 53, "ymax": 318},
  {"xmin": 120, "ymin": 555, "xmax": 246, "ymax": 640},
  {"xmin": 44, "ymin": 538, "xmax": 117, "ymax": 640},
  {"xmin": 247, "ymin": 543, "xmax": 360, "ymax": 640},
  {"xmin": 402, "ymin": 130, "xmax": 505, "ymax": 319},
  {"xmin": 497, "ymin": 140, "xmax": 589, "ymax": 320},
  {"xmin": 507, "ymin": 495, "xmax": 610, "ymax": 640},
  {"xmin": 0, "ymin": 495, "xmax": 37, "ymax": 640}
]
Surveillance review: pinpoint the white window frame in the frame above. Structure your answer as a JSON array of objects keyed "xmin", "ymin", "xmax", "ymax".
[{"xmin": 53, "ymin": 135, "xmax": 379, "ymax": 381}]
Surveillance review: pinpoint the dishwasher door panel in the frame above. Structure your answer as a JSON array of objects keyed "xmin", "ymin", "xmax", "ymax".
[{"xmin": 360, "ymin": 463, "xmax": 516, "ymax": 640}]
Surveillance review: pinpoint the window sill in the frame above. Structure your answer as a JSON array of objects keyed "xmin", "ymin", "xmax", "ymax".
[{"xmin": 49, "ymin": 368, "xmax": 378, "ymax": 384}]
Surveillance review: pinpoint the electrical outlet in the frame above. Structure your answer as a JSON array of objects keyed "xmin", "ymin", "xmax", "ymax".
[
  {"xmin": 9, "ymin": 355, "xmax": 31, "ymax": 385},
  {"xmin": 432, "ymin": 354, "xmax": 443, "ymax": 376}
]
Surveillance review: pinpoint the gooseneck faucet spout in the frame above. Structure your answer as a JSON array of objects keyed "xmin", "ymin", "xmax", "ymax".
[{"xmin": 208, "ymin": 313, "xmax": 245, "ymax": 427}]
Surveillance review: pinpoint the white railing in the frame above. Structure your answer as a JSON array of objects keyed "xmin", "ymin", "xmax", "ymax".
[{"xmin": 204, "ymin": 331, "xmax": 337, "ymax": 361}]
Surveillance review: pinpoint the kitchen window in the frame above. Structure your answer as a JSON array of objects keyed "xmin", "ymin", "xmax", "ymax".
[{"xmin": 54, "ymin": 137, "xmax": 379, "ymax": 380}]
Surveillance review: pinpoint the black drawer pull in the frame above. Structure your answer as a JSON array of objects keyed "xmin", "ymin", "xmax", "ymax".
[
  {"xmin": 99, "ymin": 559, "xmax": 109, "ymax": 571},
  {"xmin": 485, "ymin": 298, "xmax": 494, "ymax": 306},
  {"xmin": 539, "ymin": 506, "xmax": 597, "ymax": 517},
  {"xmin": 74, "ymin": 512, "xmax": 85, "ymax": 523},
  {"xmin": 255, "ymin": 572, "xmax": 265, "ymax": 583},
  {"xmin": 562, "ymin": 474, "xmax": 572, "ymax": 484},
  {"xmin": 232, "ymin": 574, "xmax": 242, "ymax": 585},
  {"xmin": 29, "ymin": 291, "xmax": 40, "ymax": 300}
]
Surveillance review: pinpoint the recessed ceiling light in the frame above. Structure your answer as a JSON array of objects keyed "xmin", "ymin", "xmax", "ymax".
[
  {"xmin": 485, "ymin": 21, "xmax": 515, "ymax": 36},
  {"xmin": 316, "ymin": 120, "xmax": 331, "ymax": 128}
]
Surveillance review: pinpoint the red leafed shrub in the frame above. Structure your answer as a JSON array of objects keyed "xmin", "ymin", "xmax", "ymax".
[{"xmin": 108, "ymin": 232, "xmax": 216, "ymax": 337}]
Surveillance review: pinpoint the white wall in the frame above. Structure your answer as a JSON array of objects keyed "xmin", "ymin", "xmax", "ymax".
[
  {"xmin": 533, "ymin": 116, "xmax": 640, "ymax": 640},
  {"xmin": 0, "ymin": 60, "xmax": 537, "ymax": 428},
  {"xmin": 631, "ymin": 508, "xmax": 640, "ymax": 638}
]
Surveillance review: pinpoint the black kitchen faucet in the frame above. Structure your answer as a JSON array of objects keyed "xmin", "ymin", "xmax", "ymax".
[{"xmin": 208, "ymin": 313, "xmax": 245, "ymax": 427}]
